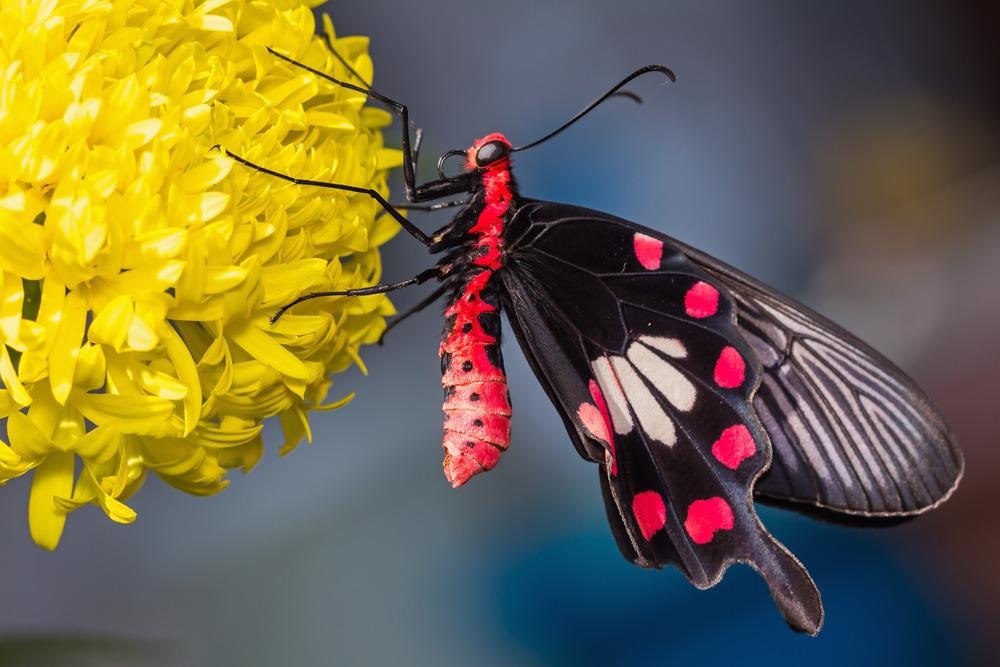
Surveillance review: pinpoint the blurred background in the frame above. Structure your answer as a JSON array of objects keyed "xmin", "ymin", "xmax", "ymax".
[{"xmin": 2, "ymin": 1, "xmax": 998, "ymax": 665}]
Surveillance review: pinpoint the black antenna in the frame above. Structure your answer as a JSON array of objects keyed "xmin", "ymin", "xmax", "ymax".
[{"xmin": 512, "ymin": 65, "xmax": 675, "ymax": 153}]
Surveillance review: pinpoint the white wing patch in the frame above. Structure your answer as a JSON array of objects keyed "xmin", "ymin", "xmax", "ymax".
[
  {"xmin": 609, "ymin": 356, "xmax": 678, "ymax": 447},
  {"xmin": 627, "ymin": 340, "xmax": 697, "ymax": 412},
  {"xmin": 638, "ymin": 335, "xmax": 687, "ymax": 359},
  {"xmin": 592, "ymin": 339, "xmax": 695, "ymax": 449},
  {"xmin": 592, "ymin": 356, "xmax": 634, "ymax": 436}
]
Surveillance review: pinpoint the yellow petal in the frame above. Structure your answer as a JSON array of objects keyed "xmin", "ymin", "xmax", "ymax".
[
  {"xmin": 196, "ymin": 192, "xmax": 229, "ymax": 221},
  {"xmin": 193, "ymin": 420, "xmax": 263, "ymax": 447},
  {"xmin": 203, "ymin": 265, "xmax": 248, "ymax": 295},
  {"xmin": 0, "ymin": 344, "xmax": 31, "ymax": 407},
  {"xmin": 73, "ymin": 422, "xmax": 122, "ymax": 464},
  {"xmin": 368, "ymin": 212, "xmax": 402, "ymax": 247},
  {"xmin": 75, "ymin": 342, "xmax": 107, "ymax": 391},
  {"xmin": 235, "ymin": 435, "xmax": 264, "ymax": 472},
  {"xmin": 119, "ymin": 355, "xmax": 188, "ymax": 400},
  {"xmin": 260, "ymin": 258, "xmax": 326, "ymax": 304},
  {"xmin": 7, "ymin": 410, "xmax": 53, "ymax": 459},
  {"xmin": 160, "ymin": 323, "xmax": 201, "ymax": 435},
  {"xmin": 179, "ymin": 156, "xmax": 233, "ymax": 192},
  {"xmin": 61, "ymin": 468, "xmax": 137, "ymax": 524},
  {"xmin": 49, "ymin": 289, "xmax": 88, "ymax": 404},
  {"xmin": 0, "ymin": 439, "xmax": 28, "ymax": 473},
  {"xmin": 360, "ymin": 107, "xmax": 393, "ymax": 130},
  {"xmin": 124, "ymin": 118, "xmax": 163, "ymax": 148},
  {"xmin": 72, "ymin": 391, "xmax": 177, "ymax": 436},
  {"xmin": 313, "ymin": 391, "xmax": 355, "ymax": 412},
  {"xmin": 29, "ymin": 451, "xmax": 75, "ymax": 550},
  {"xmin": 124, "ymin": 228, "xmax": 188, "ymax": 266},
  {"xmin": 88, "ymin": 294, "xmax": 132, "ymax": 351},
  {"xmin": 0, "ymin": 389, "xmax": 19, "ymax": 417},
  {"xmin": 228, "ymin": 321, "xmax": 313, "ymax": 381},
  {"xmin": 0, "ymin": 272, "xmax": 24, "ymax": 343},
  {"xmin": 278, "ymin": 406, "xmax": 310, "ymax": 455},
  {"xmin": 375, "ymin": 148, "xmax": 403, "ymax": 170},
  {"xmin": 18, "ymin": 277, "xmax": 68, "ymax": 382},
  {"xmin": 304, "ymin": 111, "xmax": 355, "ymax": 130},
  {"xmin": 95, "ymin": 462, "xmax": 137, "ymax": 522},
  {"xmin": 126, "ymin": 312, "xmax": 158, "ymax": 351},
  {"xmin": 189, "ymin": 13, "xmax": 234, "ymax": 32},
  {"xmin": 94, "ymin": 486, "xmax": 137, "ymax": 524},
  {"xmin": 0, "ymin": 214, "xmax": 46, "ymax": 280},
  {"xmin": 107, "ymin": 260, "xmax": 185, "ymax": 296}
]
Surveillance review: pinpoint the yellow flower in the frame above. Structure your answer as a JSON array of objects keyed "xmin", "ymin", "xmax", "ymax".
[{"xmin": 0, "ymin": 0, "xmax": 402, "ymax": 549}]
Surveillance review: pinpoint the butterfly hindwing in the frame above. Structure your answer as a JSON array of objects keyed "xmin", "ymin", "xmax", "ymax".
[
  {"xmin": 669, "ymin": 237, "xmax": 963, "ymax": 519},
  {"xmin": 501, "ymin": 200, "xmax": 823, "ymax": 633}
]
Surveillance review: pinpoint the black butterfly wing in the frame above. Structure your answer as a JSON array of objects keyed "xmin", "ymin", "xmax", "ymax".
[
  {"xmin": 500, "ymin": 200, "xmax": 823, "ymax": 634},
  {"xmin": 671, "ymin": 241, "xmax": 963, "ymax": 520}
]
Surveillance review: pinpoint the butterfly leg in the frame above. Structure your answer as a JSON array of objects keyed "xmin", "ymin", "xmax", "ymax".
[
  {"xmin": 270, "ymin": 267, "xmax": 442, "ymax": 324},
  {"xmin": 319, "ymin": 35, "xmax": 426, "ymax": 171},
  {"xmin": 218, "ymin": 147, "xmax": 434, "ymax": 246},
  {"xmin": 379, "ymin": 283, "xmax": 451, "ymax": 344},
  {"xmin": 265, "ymin": 47, "xmax": 472, "ymax": 204},
  {"xmin": 391, "ymin": 199, "xmax": 469, "ymax": 211}
]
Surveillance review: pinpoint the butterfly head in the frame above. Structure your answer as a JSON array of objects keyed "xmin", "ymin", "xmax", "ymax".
[
  {"xmin": 467, "ymin": 133, "xmax": 512, "ymax": 171},
  {"xmin": 435, "ymin": 133, "xmax": 512, "ymax": 190}
]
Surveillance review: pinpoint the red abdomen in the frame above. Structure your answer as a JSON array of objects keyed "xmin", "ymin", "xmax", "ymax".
[{"xmin": 439, "ymin": 269, "xmax": 510, "ymax": 487}]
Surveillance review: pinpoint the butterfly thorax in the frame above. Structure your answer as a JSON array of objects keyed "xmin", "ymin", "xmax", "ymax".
[{"xmin": 437, "ymin": 134, "xmax": 516, "ymax": 486}]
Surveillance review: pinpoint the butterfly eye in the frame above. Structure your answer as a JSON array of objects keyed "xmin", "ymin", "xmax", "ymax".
[{"xmin": 475, "ymin": 140, "xmax": 510, "ymax": 167}]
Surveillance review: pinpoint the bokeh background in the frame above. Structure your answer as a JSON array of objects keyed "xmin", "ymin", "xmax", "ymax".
[{"xmin": 2, "ymin": 1, "xmax": 998, "ymax": 665}]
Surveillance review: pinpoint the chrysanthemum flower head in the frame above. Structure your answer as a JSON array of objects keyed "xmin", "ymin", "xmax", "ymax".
[{"xmin": 0, "ymin": 0, "xmax": 401, "ymax": 549}]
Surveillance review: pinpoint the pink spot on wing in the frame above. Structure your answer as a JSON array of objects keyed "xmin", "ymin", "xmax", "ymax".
[
  {"xmin": 588, "ymin": 379, "xmax": 617, "ymax": 475},
  {"xmin": 684, "ymin": 497, "xmax": 734, "ymax": 544},
  {"xmin": 714, "ymin": 346, "xmax": 745, "ymax": 388},
  {"xmin": 632, "ymin": 491, "xmax": 667, "ymax": 541},
  {"xmin": 633, "ymin": 233, "xmax": 663, "ymax": 270},
  {"xmin": 578, "ymin": 403, "xmax": 609, "ymax": 444},
  {"xmin": 684, "ymin": 281, "xmax": 719, "ymax": 318},
  {"xmin": 711, "ymin": 424, "xmax": 756, "ymax": 469}
]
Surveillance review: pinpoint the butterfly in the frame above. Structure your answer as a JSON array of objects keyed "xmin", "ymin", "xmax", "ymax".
[{"xmin": 226, "ymin": 49, "xmax": 963, "ymax": 635}]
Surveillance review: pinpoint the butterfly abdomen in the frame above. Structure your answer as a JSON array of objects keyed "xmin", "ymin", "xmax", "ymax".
[{"xmin": 439, "ymin": 271, "xmax": 510, "ymax": 486}]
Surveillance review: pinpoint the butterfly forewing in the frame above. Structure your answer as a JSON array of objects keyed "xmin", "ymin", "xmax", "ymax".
[{"xmin": 502, "ymin": 200, "xmax": 823, "ymax": 634}]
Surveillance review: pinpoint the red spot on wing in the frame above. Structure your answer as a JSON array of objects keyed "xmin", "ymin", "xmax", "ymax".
[
  {"xmin": 714, "ymin": 346, "xmax": 746, "ymax": 388},
  {"xmin": 684, "ymin": 497, "xmax": 734, "ymax": 544},
  {"xmin": 631, "ymin": 491, "xmax": 667, "ymax": 541},
  {"xmin": 633, "ymin": 233, "xmax": 663, "ymax": 270},
  {"xmin": 711, "ymin": 424, "xmax": 756, "ymax": 469},
  {"xmin": 684, "ymin": 281, "xmax": 719, "ymax": 318}
]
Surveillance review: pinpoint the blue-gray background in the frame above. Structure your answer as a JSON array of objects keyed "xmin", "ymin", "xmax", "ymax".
[{"xmin": 3, "ymin": 2, "xmax": 999, "ymax": 665}]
